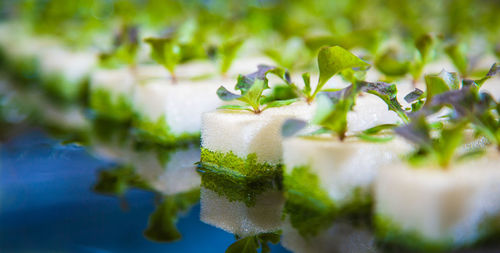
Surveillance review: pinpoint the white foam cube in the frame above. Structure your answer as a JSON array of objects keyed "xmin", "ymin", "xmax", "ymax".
[
  {"xmin": 38, "ymin": 47, "xmax": 96, "ymax": 85},
  {"xmin": 281, "ymin": 219, "xmax": 376, "ymax": 253},
  {"xmin": 200, "ymin": 187, "xmax": 284, "ymax": 237},
  {"xmin": 89, "ymin": 65, "xmax": 169, "ymax": 119},
  {"xmin": 283, "ymin": 135, "xmax": 410, "ymax": 206},
  {"xmin": 201, "ymin": 101, "xmax": 316, "ymax": 164},
  {"xmin": 132, "ymin": 78, "xmax": 225, "ymax": 141},
  {"xmin": 375, "ymin": 153, "xmax": 500, "ymax": 246}
]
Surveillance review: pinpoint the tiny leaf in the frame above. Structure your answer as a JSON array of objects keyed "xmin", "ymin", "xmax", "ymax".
[
  {"xmin": 265, "ymin": 98, "xmax": 299, "ymax": 109},
  {"xmin": 404, "ymin": 88, "xmax": 424, "ymax": 103},
  {"xmin": 374, "ymin": 48, "xmax": 411, "ymax": 77},
  {"xmin": 217, "ymin": 86, "xmax": 241, "ymax": 101},
  {"xmin": 315, "ymin": 46, "xmax": 369, "ymax": 96},
  {"xmin": 225, "ymin": 237, "xmax": 259, "ymax": 253}
]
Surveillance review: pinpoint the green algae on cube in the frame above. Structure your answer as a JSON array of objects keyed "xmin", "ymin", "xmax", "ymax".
[
  {"xmin": 89, "ymin": 68, "xmax": 136, "ymax": 121},
  {"xmin": 38, "ymin": 47, "xmax": 96, "ymax": 103},
  {"xmin": 199, "ymin": 101, "xmax": 315, "ymax": 205},
  {"xmin": 282, "ymin": 135, "xmax": 410, "ymax": 237},
  {"xmin": 132, "ymin": 79, "xmax": 224, "ymax": 146},
  {"xmin": 0, "ymin": 23, "xmax": 57, "ymax": 83},
  {"xmin": 374, "ymin": 153, "xmax": 500, "ymax": 252},
  {"xmin": 89, "ymin": 65, "xmax": 168, "ymax": 121}
]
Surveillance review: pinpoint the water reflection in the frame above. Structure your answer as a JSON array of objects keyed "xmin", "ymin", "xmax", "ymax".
[{"xmin": 2, "ymin": 77, "xmax": 500, "ymax": 253}]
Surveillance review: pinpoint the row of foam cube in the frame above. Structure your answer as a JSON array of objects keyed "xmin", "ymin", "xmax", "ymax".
[{"xmin": 198, "ymin": 96, "xmax": 500, "ymax": 252}]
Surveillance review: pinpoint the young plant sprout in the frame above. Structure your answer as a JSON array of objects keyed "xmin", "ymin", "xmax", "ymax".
[
  {"xmin": 218, "ymin": 38, "xmax": 244, "ymax": 77},
  {"xmin": 144, "ymin": 35, "xmax": 182, "ymax": 83},
  {"xmin": 98, "ymin": 25, "xmax": 140, "ymax": 71},
  {"xmin": 283, "ymin": 80, "xmax": 408, "ymax": 141},
  {"xmin": 445, "ymin": 40, "xmax": 469, "ymax": 77},
  {"xmin": 410, "ymin": 33, "xmax": 438, "ymax": 83},
  {"xmin": 405, "ymin": 63, "xmax": 499, "ymax": 113},
  {"xmin": 263, "ymin": 37, "xmax": 311, "ymax": 71},
  {"xmin": 374, "ymin": 47, "xmax": 412, "ymax": 78},
  {"xmin": 395, "ymin": 114, "xmax": 467, "ymax": 168},
  {"xmin": 216, "ymin": 65, "xmax": 298, "ymax": 114},
  {"xmin": 309, "ymin": 46, "xmax": 371, "ymax": 102},
  {"xmin": 249, "ymin": 45, "xmax": 370, "ymax": 105},
  {"xmin": 375, "ymin": 34, "xmax": 437, "ymax": 84},
  {"xmin": 395, "ymin": 63, "xmax": 500, "ymax": 168}
]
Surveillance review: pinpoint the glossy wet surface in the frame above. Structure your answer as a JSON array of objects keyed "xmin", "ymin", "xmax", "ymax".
[{"xmin": 0, "ymin": 128, "xmax": 289, "ymax": 252}]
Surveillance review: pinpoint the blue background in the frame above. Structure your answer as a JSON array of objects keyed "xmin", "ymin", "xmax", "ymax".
[{"xmin": 0, "ymin": 129, "xmax": 290, "ymax": 253}]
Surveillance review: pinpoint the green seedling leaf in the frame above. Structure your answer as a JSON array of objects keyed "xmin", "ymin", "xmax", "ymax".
[
  {"xmin": 314, "ymin": 46, "xmax": 370, "ymax": 98},
  {"xmin": 226, "ymin": 237, "xmax": 259, "ymax": 253},
  {"xmin": 359, "ymin": 81, "xmax": 409, "ymax": 123},
  {"xmin": 217, "ymin": 86, "xmax": 241, "ymax": 101},
  {"xmin": 474, "ymin": 63, "xmax": 499, "ymax": 87},
  {"xmin": 218, "ymin": 104, "xmax": 252, "ymax": 111},
  {"xmin": 99, "ymin": 25, "xmax": 139, "ymax": 68},
  {"xmin": 445, "ymin": 41, "xmax": 469, "ymax": 76},
  {"xmin": 312, "ymin": 88, "xmax": 357, "ymax": 140},
  {"xmin": 264, "ymin": 98, "xmax": 299, "ymax": 109},
  {"xmin": 217, "ymin": 65, "xmax": 296, "ymax": 113},
  {"xmin": 144, "ymin": 36, "xmax": 182, "ymax": 79},
  {"xmin": 302, "ymin": 72, "xmax": 312, "ymax": 97},
  {"xmin": 424, "ymin": 70, "xmax": 460, "ymax": 105},
  {"xmin": 219, "ymin": 38, "xmax": 244, "ymax": 74},
  {"xmin": 374, "ymin": 48, "xmax": 411, "ymax": 77}
]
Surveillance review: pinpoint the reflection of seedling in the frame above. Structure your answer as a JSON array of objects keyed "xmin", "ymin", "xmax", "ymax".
[{"xmin": 225, "ymin": 231, "xmax": 281, "ymax": 253}]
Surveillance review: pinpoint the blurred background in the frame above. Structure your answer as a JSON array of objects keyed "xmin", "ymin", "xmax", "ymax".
[{"xmin": 1, "ymin": 0, "xmax": 500, "ymax": 252}]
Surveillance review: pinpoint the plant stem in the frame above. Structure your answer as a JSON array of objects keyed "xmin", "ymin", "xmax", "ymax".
[{"xmin": 171, "ymin": 72, "xmax": 177, "ymax": 84}]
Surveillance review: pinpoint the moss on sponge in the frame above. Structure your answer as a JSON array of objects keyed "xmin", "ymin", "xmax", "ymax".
[
  {"xmin": 42, "ymin": 74, "xmax": 89, "ymax": 105},
  {"xmin": 374, "ymin": 215, "xmax": 454, "ymax": 253},
  {"xmin": 133, "ymin": 114, "xmax": 200, "ymax": 147},
  {"xmin": 197, "ymin": 148, "xmax": 282, "ymax": 207},
  {"xmin": 283, "ymin": 165, "xmax": 337, "ymax": 237},
  {"xmin": 376, "ymin": 213, "xmax": 500, "ymax": 252},
  {"xmin": 90, "ymin": 88, "xmax": 133, "ymax": 121},
  {"xmin": 283, "ymin": 165, "xmax": 374, "ymax": 238}
]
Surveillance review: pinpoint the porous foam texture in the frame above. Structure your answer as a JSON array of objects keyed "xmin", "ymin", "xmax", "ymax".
[
  {"xmin": 200, "ymin": 187, "xmax": 284, "ymax": 237},
  {"xmin": 201, "ymin": 101, "xmax": 316, "ymax": 164},
  {"xmin": 133, "ymin": 79, "xmax": 224, "ymax": 135},
  {"xmin": 281, "ymin": 219, "xmax": 376, "ymax": 253},
  {"xmin": 375, "ymin": 154, "xmax": 500, "ymax": 248},
  {"xmin": 283, "ymin": 135, "xmax": 410, "ymax": 206},
  {"xmin": 131, "ymin": 147, "xmax": 201, "ymax": 195}
]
